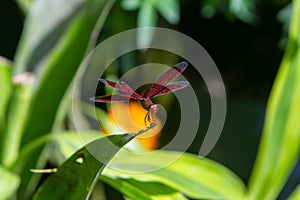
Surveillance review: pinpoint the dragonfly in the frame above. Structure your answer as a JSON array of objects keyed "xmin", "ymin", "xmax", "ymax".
[{"xmin": 90, "ymin": 61, "xmax": 189, "ymax": 124}]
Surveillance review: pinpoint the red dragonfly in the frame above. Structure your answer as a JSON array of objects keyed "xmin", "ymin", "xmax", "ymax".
[{"xmin": 90, "ymin": 61, "xmax": 189, "ymax": 124}]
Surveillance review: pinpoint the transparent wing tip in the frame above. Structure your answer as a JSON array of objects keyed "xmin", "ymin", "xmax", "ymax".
[
  {"xmin": 90, "ymin": 96, "xmax": 98, "ymax": 102},
  {"xmin": 177, "ymin": 61, "xmax": 188, "ymax": 68}
]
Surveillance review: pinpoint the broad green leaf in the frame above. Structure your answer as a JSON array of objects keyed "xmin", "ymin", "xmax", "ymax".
[
  {"xmin": 103, "ymin": 151, "xmax": 246, "ymax": 199},
  {"xmin": 288, "ymin": 184, "xmax": 300, "ymax": 200},
  {"xmin": 247, "ymin": 0, "xmax": 300, "ymax": 199},
  {"xmin": 154, "ymin": 0, "xmax": 180, "ymax": 24},
  {"xmin": 0, "ymin": 166, "xmax": 20, "ymax": 200},
  {"xmin": 11, "ymin": 131, "xmax": 100, "ymax": 170},
  {"xmin": 52, "ymin": 131, "xmax": 102, "ymax": 162},
  {"xmin": 13, "ymin": 0, "xmax": 86, "ymax": 74},
  {"xmin": 1, "ymin": 72, "xmax": 34, "ymax": 167},
  {"xmin": 20, "ymin": 0, "xmax": 107, "ymax": 146},
  {"xmin": 0, "ymin": 57, "xmax": 12, "ymax": 155},
  {"xmin": 101, "ymin": 176, "xmax": 187, "ymax": 200},
  {"xmin": 137, "ymin": 1, "xmax": 157, "ymax": 48},
  {"xmin": 33, "ymin": 124, "xmax": 156, "ymax": 200}
]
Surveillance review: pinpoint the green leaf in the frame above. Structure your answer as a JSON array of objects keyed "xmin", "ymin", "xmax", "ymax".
[
  {"xmin": 247, "ymin": 0, "xmax": 300, "ymax": 199},
  {"xmin": 121, "ymin": 0, "xmax": 141, "ymax": 10},
  {"xmin": 53, "ymin": 131, "xmax": 102, "ymax": 160},
  {"xmin": 10, "ymin": 131, "xmax": 100, "ymax": 170},
  {"xmin": 0, "ymin": 165, "xmax": 20, "ymax": 200},
  {"xmin": 288, "ymin": 184, "xmax": 300, "ymax": 200},
  {"xmin": 103, "ymin": 151, "xmax": 246, "ymax": 199},
  {"xmin": 229, "ymin": 0, "xmax": 257, "ymax": 24},
  {"xmin": 1, "ymin": 73, "xmax": 35, "ymax": 167},
  {"xmin": 137, "ymin": 1, "xmax": 157, "ymax": 48},
  {"xmin": 14, "ymin": 1, "xmax": 114, "ymax": 195},
  {"xmin": 101, "ymin": 176, "xmax": 187, "ymax": 200},
  {"xmin": 19, "ymin": 0, "xmax": 107, "ymax": 146},
  {"xmin": 15, "ymin": 0, "xmax": 34, "ymax": 13},
  {"xmin": 13, "ymin": 0, "xmax": 86, "ymax": 74},
  {"xmin": 0, "ymin": 57, "xmax": 11, "ymax": 113},
  {"xmin": 154, "ymin": 0, "xmax": 180, "ymax": 24},
  {"xmin": 0, "ymin": 57, "xmax": 12, "ymax": 156},
  {"xmin": 200, "ymin": 0, "xmax": 218, "ymax": 19},
  {"xmin": 33, "ymin": 124, "xmax": 156, "ymax": 200}
]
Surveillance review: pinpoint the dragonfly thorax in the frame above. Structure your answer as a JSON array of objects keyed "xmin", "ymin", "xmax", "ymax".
[{"xmin": 142, "ymin": 98, "xmax": 153, "ymax": 110}]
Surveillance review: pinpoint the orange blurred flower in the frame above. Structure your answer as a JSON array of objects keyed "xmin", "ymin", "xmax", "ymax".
[{"xmin": 103, "ymin": 101, "xmax": 162, "ymax": 150}]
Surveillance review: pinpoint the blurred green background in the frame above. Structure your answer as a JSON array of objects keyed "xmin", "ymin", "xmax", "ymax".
[{"xmin": 0, "ymin": 0, "xmax": 299, "ymax": 199}]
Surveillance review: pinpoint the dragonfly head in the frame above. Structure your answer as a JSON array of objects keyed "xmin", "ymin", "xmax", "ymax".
[{"xmin": 148, "ymin": 104, "xmax": 158, "ymax": 114}]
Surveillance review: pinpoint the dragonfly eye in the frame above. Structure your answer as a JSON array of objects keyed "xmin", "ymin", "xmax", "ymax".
[{"xmin": 149, "ymin": 104, "xmax": 159, "ymax": 114}]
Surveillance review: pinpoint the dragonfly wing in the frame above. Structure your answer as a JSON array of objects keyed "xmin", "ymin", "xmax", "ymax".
[
  {"xmin": 90, "ymin": 94, "xmax": 138, "ymax": 102},
  {"xmin": 144, "ymin": 61, "xmax": 188, "ymax": 98},
  {"xmin": 151, "ymin": 81, "xmax": 190, "ymax": 98},
  {"xmin": 99, "ymin": 78, "xmax": 143, "ymax": 100},
  {"xmin": 140, "ymin": 89, "xmax": 148, "ymax": 98}
]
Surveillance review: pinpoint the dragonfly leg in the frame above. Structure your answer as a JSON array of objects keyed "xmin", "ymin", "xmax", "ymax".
[
  {"xmin": 144, "ymin": 104, "xmax": 158, "ymax": 126},
  {"xmin": 144, "ymin": 111, "xmax": 151, "ymax": 126},
  {"xmin": 144, "ymin": 110, "xmax": 155, "ymax": 126},
  {"xmin": 144, "ymin": 112, "xmax": 149, "ymax": 126}
]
